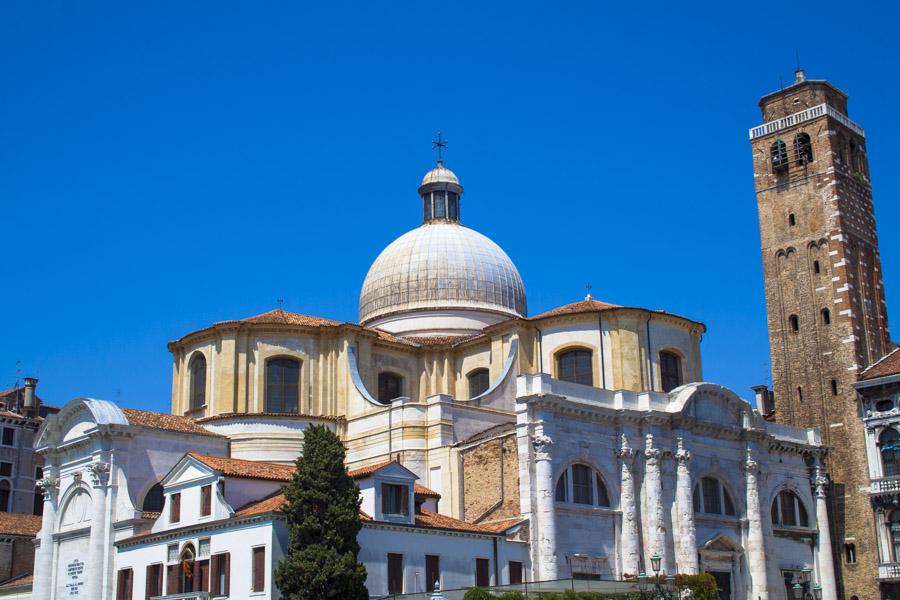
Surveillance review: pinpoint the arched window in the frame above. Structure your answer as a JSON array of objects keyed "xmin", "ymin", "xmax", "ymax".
[
  {"xmin": 178, "ymin": 544, "xmax": 196, "ymax": 593},
  {"xmin": 142, "ymin": 482, "xmax": 164, "ymax": 513},
  {"xmin": 880, "ymin": 429, "xmax": 900, "ymax": 477},
  {"xmin": 423, "ymin": 196, "xmax": 432, "ymax": 221},
  {"xmin": 448, "ymin": 192, "xmax": 459, "ymax": 221},
  {"xmin": 692, "ymin": 477, "xmax": 736, "ymax": 516},
  {"xmin": 845, "ymin": 543, "xmax": 857, "ymax": 564},
  {"xmin": 794, "ymin": 133, "xmax": 813, "ymax": 165},
  {"xmin": 467, "ymin": 368, "xmax": 490, "ymax": 399},
  {"xmin": 821, "ymin": 308, "xmax": 831, "ymax": 325},
  {"xmin": 771, "ymin": 490, "xmax": 809, "ymax": 528},
  {"xmin": 189, "ymin": 354, "xmax": 207, "ymax": 410},
  {"xmin": 771, "ymin": 139, "xmax": 789, "ymax": 172},
  {"xmin": 555, "ymin": 464, "xmax": 610, "ymax": 507},
  {"xmin": 0, "ymin": 480, "xmax": 9, "ymax": 512},
  {"xmin": 813, "ymin": 260, "xmax": 821, "ymax": 274},
  {"xmin": 789, "ymin": 315, "xmax": 799, "ymax": 332},
  {"xmin": 659, "ymin": 350, "xmax": 683, "ymax": 392},
  {"xmin": 378, "ymin": 372, "xmax": 403, "ymax": 403},
  {"xmin": 788, "ymin": 213, "xmax": 796, "ymax": 227},
  {"xmin": 433, "ymin": 191, "xmax": 447, "ymax": 218},
  {"xmin": 877, "ymin": 399, "xmax": 895, "ymax": 412},
  {"xmin": 557, "ymin": 349, "xmax": 593, "ymax": 386},
  {"xmin": 265, "ymin": 358, "xmax": 300, "ymax": 413}
]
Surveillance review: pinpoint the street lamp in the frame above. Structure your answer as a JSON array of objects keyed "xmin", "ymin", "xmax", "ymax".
[
  {"xmin": 792, "ymin": 580, "xmax": 823, "ymax": 600},
  {"xmin": 638, "ymin": 556, "xmax": 678, "ymax": 599},
  {"xmin": 650, "ymin": 553, "xmax": 662, "ymax": 574}
]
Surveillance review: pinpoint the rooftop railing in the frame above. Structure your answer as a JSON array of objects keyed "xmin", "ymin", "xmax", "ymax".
[{"xmin": 749, "ymin": 103, "xmax": 865, "ymax": 140}]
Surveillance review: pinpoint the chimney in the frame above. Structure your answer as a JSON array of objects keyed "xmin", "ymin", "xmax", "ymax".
[
  {"xmin": 794, "ymin": 68, "xmax": 806, "ymax": 84},
  {"xmin": 23, "ymin": 377, "xmax": 38, "ymax": 416},
  {"xmin": 751, "ymin": 384, "xmax": 774, "ymax": 417}
]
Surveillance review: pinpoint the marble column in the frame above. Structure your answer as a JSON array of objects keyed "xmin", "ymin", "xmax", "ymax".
[
  {"xmin": 533, "ymin": 433, "xmax": 558, "ymax": 581},
  {"xmin": 644, "ymin": 434, "xmax": 666, "ymax": 568},
  {"xmin": 743, "ymin": 447, "xmax": 769, "ymax": 600},
  {"xmin": 616, "ymin": 434, "xmax": 640, "ymax": 577},
  {"xmin": 814, "ymin": 465, "xmax": 838, "ymax": 600},
  {"xmin": 32, "ymin": 472, "xmax": 60, "ymax": 600},
  {"xmin": 674, "ymin": 437, "xmax": 699, "ymax": 574},
  {"xmin": 86, "ymin": 460, "xmax": 111, "ymax": 600}
]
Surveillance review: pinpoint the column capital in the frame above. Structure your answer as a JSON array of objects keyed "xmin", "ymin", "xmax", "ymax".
[
  {"xmin": 615, "ymin": 434, "xmax": 635, "ymax": 461},
  {"xmin": 742, "ymin": 447, "xmax": 760, "ymax": 474},
  {"xmin": 674, "ymin": 436, "xmax": 691, "ymax": 465},
  {"xmin": 644, "ymin": 433, "xmax": 660, "ymax": 464},
  {"xmin": 87, "ymin": 460, "xmax": 110, "ymax": 488},
  {"xmin": 36, "ymin": 476, "xmax": 59, "ymax": 499},
  {"xmin": 814, "ymin": 466, "xmax": 829, "ymax": 499},
  {"xmin": 532, "ymin": 434, "xmax": 553, "ymax": 461}
]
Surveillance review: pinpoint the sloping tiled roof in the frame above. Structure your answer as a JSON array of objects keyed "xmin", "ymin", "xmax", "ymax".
[
  {"xmin": 404, "ymin": 333, "xmax": 486, "ymax": 347},
  {"xmin": 478, "ymin": 517, "xmax": 525, "ymax": 533},
  {"xmin": 0, "ymin": 387, "xmax": 42, "ymax": 404},
  {"xmin": 186, "ymin": 452, "xmax": 295, "ymax": 482},
  {"xmin": 227, "ymin": 309, "xmax": 340, "ymax": 327},
  {"xmin": 0, "ymin": 511, "xmax": 42, "ymax": 537},
  {"xmin": 415, "ymin": 510, "xmax": 498, "ymax": 534},
  {"xmin": 414, "ymin": 484, "xmax": 440, "ymax": 498},
  {"xmin": 530, "ymin": 298, "xmax": 621, "ymax": 319},
  {"xmin": 0, "ymin": 573, "xmax": 33, "ymax": 589},
  {"xmin": 347, "ymin": 460, "xmax": 394, "ymax": 479},
  {"xmin": 861, "ymin": 347, "xmax": 900, "ymax": 381},
  {"xmin": 122, "ymin": 409, "xmax": 222, "ymax": 437},
  {"xmin": 235, "ymin": 492, "xmax": 286, "ymax": 516},
  {"xmin": 196, "ymin": 412, "xmax": 344, "ymax": 424}
]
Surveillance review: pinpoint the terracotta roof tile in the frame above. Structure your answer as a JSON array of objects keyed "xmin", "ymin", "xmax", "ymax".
[
  {"xmin": 530, "ymin": 298, "xmax": 621, "ymax": 319},
  {"xmin": 861, "ymin": 347, "xmax": 900, "ymax": 380},
  {"xmin": 478, "ymin": 517, "xmax": 525, "ymax": 533},
  {"xmin": 403, "ymin": 333, "xmax": 485, "ymax": 347},
  {"xmin": 141, "ymin": 511, "xmax": 161, "ymax": 520},
  {"xmin": 347, "ymin": 460, "xmax": 394, "ymax": 478},
  {"xmin": 186, "ymin": 453, "xmax": 295, "ymax": 481},
  {"xmin": 0, "ymin": 512, "xmax": 42, "ymax": 537},
  {"xmin": 122, "ymin": 409, "xmax": 222, "ymax": 437},
  {"xmin": 414, "ymin": 510, "xmax": 497, "ymax": 534},
  {"xmin": 359, "ymin": 510, "xmax": 372, "ymax": 521},
  {"xmin": 414, "ymin": 483, "xmax": 440, "ymax": 498},
  {"xmin": 226, "ymin": 309, "xmax": 340, "ymax": 327},
  {"xmin": 0, "ymin": 573, "xmax": 33, "ymax": 588},
  {"xmin": 235, "ymin": 492, "xmax": 286, "ymax": 516}
]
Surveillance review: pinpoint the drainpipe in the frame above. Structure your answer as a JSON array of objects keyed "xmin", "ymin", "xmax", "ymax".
[
  {"xmin": 598, "ymin": 315, "xmax": 606, "ymax": 389},
  {"xmin": 537, "ymin": 328, "xmax": 544, "ymax": 374},
  {"xmin": 646, "ymin": 314, "xmax": 654, "ymax": 391},
  {"xmin": 493, "ymin": 536, "xmax": 500, "ymax": 587}
]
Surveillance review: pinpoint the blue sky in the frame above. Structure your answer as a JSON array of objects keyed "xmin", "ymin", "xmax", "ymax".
[{"xmin": 2, "ymin": 1, "xmax": 898, "ymax": 412}]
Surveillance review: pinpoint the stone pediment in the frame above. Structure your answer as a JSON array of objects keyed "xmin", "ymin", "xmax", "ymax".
[
  {"xmin": 700, "ymin": 533, "xmax": 744, "ymax": 556},
  {"xmin": 670, "ymin": 383, "xmax": 748, "ymax": 427}
]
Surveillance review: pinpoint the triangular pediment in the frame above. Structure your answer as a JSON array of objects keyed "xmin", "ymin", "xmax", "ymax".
[
  {"xmin": 701, "ymin": 533, "xmax": 743, "ymax": 554},
  {"xmin": 160, "ymin": 454, "xmax": 218, "ymax": 489}
]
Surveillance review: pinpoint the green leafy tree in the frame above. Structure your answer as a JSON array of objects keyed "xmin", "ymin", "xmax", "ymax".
[
  {"xmin": 462, "ymin": 588, "xmax": 494, "ymax": 600},
  {"xmin": 275, "ymin": 425, "xmax": 368, "ymax": 600}
]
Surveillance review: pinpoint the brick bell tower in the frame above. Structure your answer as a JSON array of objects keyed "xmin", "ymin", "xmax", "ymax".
[{"xmin": 751, "ymin": 69, "xmax": 891, "ymax": 599}]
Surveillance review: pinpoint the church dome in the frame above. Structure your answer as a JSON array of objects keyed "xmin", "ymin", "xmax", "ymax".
[{"xmin": 359, "ymin": 162, "xmax": 527, "ymax": 335}]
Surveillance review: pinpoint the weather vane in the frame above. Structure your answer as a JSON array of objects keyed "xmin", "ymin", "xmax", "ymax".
[{"xmin": 432, "ymin": 132, "xmax": 448, "ymax": 163}]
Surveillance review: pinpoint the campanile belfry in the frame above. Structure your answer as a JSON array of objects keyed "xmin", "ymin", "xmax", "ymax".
[{"xmin": 751, "ymin": 69, "xmax": 891, "ymax": 599}]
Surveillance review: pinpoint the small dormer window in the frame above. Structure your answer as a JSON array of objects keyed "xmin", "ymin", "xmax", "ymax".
[{"xmin": 381, "ymin": 483, "xmax": 409, "ymax": 516}]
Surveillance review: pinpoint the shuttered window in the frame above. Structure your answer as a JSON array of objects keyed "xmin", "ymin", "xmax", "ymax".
[
  {"xmin": 509, "ymin": 561, "xmax": 523, "ymax": 585},
  {"xmin": 475, "ymin": 558, "xmax": 490, "ymax": 587},
  {"xmin": 145, "ymin": 564, "xmax": 163, "ymax": 600},
  {"xmin": 200, "ymin": 485, "xmax": 212, "ymax": 516},
  {"xmin": 211, "ymin": 553, "xmax": 230, "ymax": 596},
  {"xmin": 252, "ymin": 547, "xmax": 265, "ymax": 592},
  {"xmin": 169, "ymin": 493, "xmax": 181, "ymax": 523},
  {"xmin": 116, "ymin": 568, "xmax": 133, "ymax": 600},
  {"xmin": 388, "ymin": 553, "xmax": 404, "ymax": 594},
  {"xmin": 425, "ymin": 555, "xmax": 440, "ymax": 592},
  {"xmin": 195, "ymin": 559, "xmax": 209, "ymax": 593},
  {"xmin": 166, "ymin": 565, "xmax": 178, "ymax": 595}
]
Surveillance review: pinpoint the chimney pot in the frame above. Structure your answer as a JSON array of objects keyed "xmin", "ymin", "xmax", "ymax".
[
  {"xmin": 23, "ymin": 377, "xmax": 37, "ymax": 410},
  {"xmin": 794, "ymin": 68, "xmax": 806, "ymax": 84}
]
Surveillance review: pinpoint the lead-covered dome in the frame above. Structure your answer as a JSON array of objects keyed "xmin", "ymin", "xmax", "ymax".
[{"xmin": 359, "ymin": 161, "xmax": 527, "ymax": 335}]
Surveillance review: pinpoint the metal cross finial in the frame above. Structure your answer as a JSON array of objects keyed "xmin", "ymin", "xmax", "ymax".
[{"xmin": 432, "ymin": 132, "xmax": 448, "ymax": 163}]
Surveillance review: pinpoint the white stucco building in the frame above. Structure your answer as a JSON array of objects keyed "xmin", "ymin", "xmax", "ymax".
[{"xmin": 23, "ymin": 160, "xmax": 840, "ymax": 600}]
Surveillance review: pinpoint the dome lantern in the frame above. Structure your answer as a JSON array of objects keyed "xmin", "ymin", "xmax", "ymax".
[{"xmin": 419, "ymin": 160, "xmax": 464, "ymax": 224}]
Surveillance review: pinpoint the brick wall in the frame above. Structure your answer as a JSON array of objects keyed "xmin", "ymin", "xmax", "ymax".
[{"xmin": 461, "ymin": 434, "xmax": 520, "ymax": 523}]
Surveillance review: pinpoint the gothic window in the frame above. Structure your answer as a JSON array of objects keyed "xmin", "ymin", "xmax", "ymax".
[
  {"xmin": 771, "ymin": 139, "xmax": 789, "ymax": 172},
  {"xmin": 789, "ymin": 315, "xmax": 799, "ymax": 332},
  {"xmin": 557, "ymin": 349, "xmax": 593, "ymax": 386},
  {"xmin": 821, "ymin": 308, "xmax": 831, "ymax": 325},
  {"xmin": 771, "ymin": 490, "xmax": 809, "ymax": 528},
  {"xmin": 189, "ymin": 354, "xmax": 206, "ymax": 410},
  {"xmin": 555, "ymin": 464, "xmax": 610, "ymax": 507},
  {"xmin": 880, "ymin": 429, "xmax": 900, "ymax": 478},
  {"xmin": 265, "ymin": 358, "xmax": 300, "ymax": 413},
  {"xmin": 692, "ymin": 476, "xmax": 736, "ymax": 516},
  {"xmin": 659, "ymin": 350, "xmax": 683, "ymax": 392},
  {"xmin": 467, "ymin": 368, "xmax": 490, "ymax": 399},
  {"xmin": 794, "ymin": 133, "xmax": 813, "ymax": 165},
  {"xmin": 378, "ymin": 372, "xmax": 403, "ymax": 403}
]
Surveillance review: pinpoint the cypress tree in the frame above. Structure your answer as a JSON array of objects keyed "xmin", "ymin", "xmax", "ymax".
[{"xmin": 275, "ymin": 425, "xmax": 368, "ymax": 600}]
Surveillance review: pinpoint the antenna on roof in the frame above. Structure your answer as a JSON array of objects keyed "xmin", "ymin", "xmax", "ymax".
[
  {"xmin": 277, "ymin": 297, "xmax": 284, "ymax": 310},
  {"xmin": 585, "ymin": 283, "xmax": 593, "ymax": 301},
  {"xmin": 795, "ymin": 49, "xmax": 801, "ymax": 71}
]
